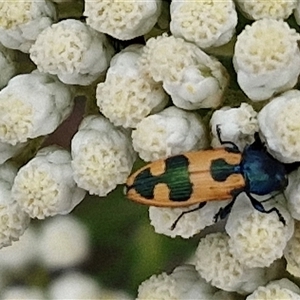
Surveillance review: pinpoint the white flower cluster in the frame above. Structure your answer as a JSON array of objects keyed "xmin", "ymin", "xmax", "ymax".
[
  {"xmin": 140, "ymin": 34, "xmax": 229, "ymax": 109},
  {"xmin": 234, "ymin": 19, "xmax": 300, "ymax": 101},
  {"xmin": 84, "ymin": 0, "xmax": 162, "ymax": 40},
  {"xmin": 96, "ymin": 45, "xmax": 168, "ymax": 128},
  {"xmin": 226, "ymin": 194, "xmax": 294, "ymax": 268},
  {"xmin": 235, "ymin": 0, "xmax": 297, "ymax": 20},
  {"xmin": 30, "ymin": 19, "xmax": 114, "ymax": 86},
  {"xmin": 3, "ymin": 1, "xmax": 300, "ymax": 298},
  {"xmin": 210, "ymin": 102, "xmax": 258, "ymax": 151},
  {"xmin": 0, "ymin": 71, "xmax": 74, "ymax": 146},
  {"xmin": 132, "ymin": 106, "xmax": 208, "ymax": 162},
  {"xmin": 194, "ymin": 232, "xmax": 268, "ymax": 294},
  {"xmin": 170, "ymin": 0, "xmax": 237, "ymax": 49},
  {"xmin": 12, "ymin": 146, "xmax": 86, "ymax": 219},
  {"xmin": 0, "ymin": 0, "xmax": 57, "ymax": 53},
  {"xmin": 258, "ymin": 89, "xmax": 300, "ymax": 163},
  {"xmin": 0, "ymin": 215, "xmax": 91, "ymax": 272},
  {"xmin": 71, "ymin": 115, "xmax": 136, "ymax": 196}
]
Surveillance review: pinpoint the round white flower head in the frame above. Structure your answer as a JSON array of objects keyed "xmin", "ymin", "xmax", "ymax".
[
  {"xmin": 170, "ymin": 0, "xmax": 237, "ymax": 49},
  {"xmin": 12, "ymin": 146, "xmax": 86, "ymax": 219},
  {"xmin": 284, "ymin": 220, "xmax": 300, "ymax": 277},
  {"xmin": 48, "ymin": 271, "xmax": 101, "ymax": 299},
  {"xmin": 0, "ymin": 227, "xmax": 37, "ymax": 270},
  {"xmin": 149, "ymin": 200, "xmax": 231, "ymax": 239},
  {"xmin": 37, "ymin": 215, "xmax": 90, "ymax": 269},
  {"xmin": 258, "ymin": 89, "xmax": 300, "ymax": 163},
  {"xmin": 84, "ymin": 0, "xmax": 162, "ymax": 40},
  {"xmin": 137, "ymin": 264, "xmax": 217, "ymax": 300},
  {"xmin": 225, "ymin": 193, "xmax": 294, "ymax": 268},
  {"xmin": 0, "ymin": 0, "xmax": 56, "ymax": 53},
  {"xmin": 236, "ymin": 0, "xmax": 297, "ymax": 20},
  {"xmin": 0, "ymin": 162, "xmax": 30, "ymax": 248},
  {"xmin": 30, "ymin": 19, "xmax": 114, "ymax": 86},
  {"xmin": 233, "ymin": 19, "xmax": 300, "ymax": 101},
  {"xmin": 97, "ymin": 44, "xmax": 168, "ymax": 128},
  {"xmin": 285, "ymin": 167, "xmax": 300, "ymax": 220},
  {"xmin": 246, "ymin": 278, "xmax": 300, "ymax": 300},
  {"xmin": 194, "ymin": 232, "xmax": 268, "ymax": 294},
  {"xmin": 139, "ymin": 34, "xmax": 229, "ymax": 109},
  {"xmin": 71, "ymin": 115, "xmax": 136, "ymax": 196},
  {"xmin": 0, "ymin": 44, "xmax": 17, "ymax": 89},
  {"xmin": 0, "ymin": 71, "xmax": 74, "ymax": 146},
  {"xmin": 1, "ymin": 286, "xmax": 46, "ymax": 300},
  {"xmin": 210, "ymin": 103, "xmax": 258, "ymax": 151},
  {"xmin": 132, "ymin": 106, "xmax": 208, "ymax": 162}
]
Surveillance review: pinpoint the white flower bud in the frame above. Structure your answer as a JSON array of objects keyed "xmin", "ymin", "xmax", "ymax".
[
  {"xmin": 0, "ymin": 228, "xmax": 37, "ymax": 270},
  {"xmin": 12, "ymin": 146, "xmax": 86, "ymax": 219},
  {"xmin": 233, "ymin": 19, "xmax": 300, "ymax": 101},
  {"xmin": 132, "ymin": 106, "xmax": 208, "ymax": 162},
  {"xmin": 210, "ymin": 103, "xmax": 258, "ymax": 151},
  {"xmin": 170, "ymin": 0, "xmax": 237, "ymax": 49},
  {"xmin": 0, "ymin": 71, "xmax": 74, "ymax": 146},
  {"xmin": 30, "ymin": 19, "xmax": 114, "ymax": 85},
  {"xmin": 71, "ymin": 115, "xmax": 136, "ymax": 196},
  {"xmin": 140, "ymin": 34, "xmax": 229, "ymax": 109},
  {"xmin": 0, "ymin": 0, "xmax": 57, "ymax": 53},
  {"xmin": 48, "ymin": 271, "xmax": 102, "ymax": 299},
  {"xmin": 97, "ymin": 45, "xmax": 168, "ymax": 128},
  {"xmin": 84, "ymin": 0, "xmax": 162, "ymax": 40},
  {"xmin": 38, "ymin": 216, "xmax": 90, "ymax": 269},
  {"xmin": 258, "ymin": 90, "xmax": 300, "ymax": 163}
]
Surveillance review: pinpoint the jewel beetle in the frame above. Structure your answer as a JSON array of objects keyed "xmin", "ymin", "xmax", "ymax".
[{"xmin": 125, "ymin": 125, "xmax": 288, "ymax": 227}]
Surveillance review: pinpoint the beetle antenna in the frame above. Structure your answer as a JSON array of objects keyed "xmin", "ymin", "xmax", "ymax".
[
  {"xmin": 170, "ymin": 202, "xmax": 207, "ymax": 230},
  {"xmin": 216, "ymin": 124, "xmax": 239, "ymax": 152}
]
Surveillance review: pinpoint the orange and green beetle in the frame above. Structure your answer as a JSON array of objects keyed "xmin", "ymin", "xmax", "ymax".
[{"xmin": 125, "ymin": 126, "xmax": 288, "ymax": 226}]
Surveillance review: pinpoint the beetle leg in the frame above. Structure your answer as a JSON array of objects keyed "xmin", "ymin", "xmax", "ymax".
[
  {"xmin": 246, "ymin": 193, "xmax": 286, "ymax": 225},
  {"xmin": 216, "ymin": 124, "xmax": 239, "ymax": 152},
  {"xmin": 170, "ymin": 202, "xmax": 207, "ymax": 230},
  {"xmin": 214, "ymin": 198, "xmax": 237, "ymax": 222}
]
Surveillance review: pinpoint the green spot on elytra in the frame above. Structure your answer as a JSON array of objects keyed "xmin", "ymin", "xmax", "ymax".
[{"xmin": 132, "ymin": 155, "xmax": 193, "ymax": 202}]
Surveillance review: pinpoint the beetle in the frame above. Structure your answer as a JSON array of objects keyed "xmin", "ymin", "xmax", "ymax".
[{"xmin": 125, "ymin": 125, "xmax": 288, "ymax": 228}]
